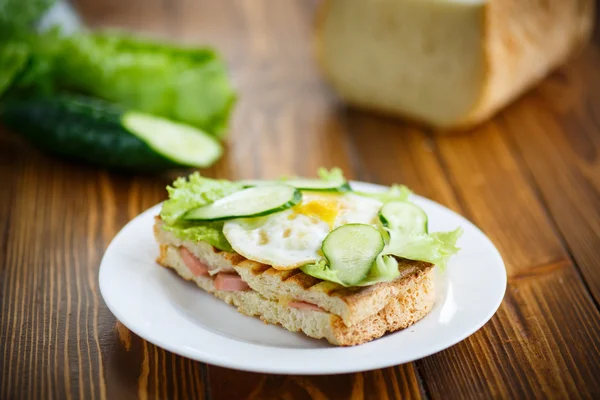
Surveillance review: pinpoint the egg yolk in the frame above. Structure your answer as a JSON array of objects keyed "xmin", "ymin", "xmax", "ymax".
[{"xmin": 290, "ymin": 194, "xmax": 342, "ymax": 228}]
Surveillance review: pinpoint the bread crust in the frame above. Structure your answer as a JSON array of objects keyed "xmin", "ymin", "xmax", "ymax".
[
  {"xmin": 468, "ymin": 0, "xmax": 595, "ymax": 127},
  {"xmin": 315, "ymin": 0, "xmax": 595, "ymax": 131}
]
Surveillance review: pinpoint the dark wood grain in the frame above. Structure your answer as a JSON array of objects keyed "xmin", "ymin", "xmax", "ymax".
[
  {"xmin": 207, "ymin": 364, "xmax": 423, "ymax": 400},
  {"xmin": 345, "ymin": 107, "xmax": 600, "ymax": 398},
  {"xmin": 500, "ymin": 44, "xmax": 600, "ymax": 305},
  {"xmin": 2, "ymin": 0, "xmax": 600, "ymax": 399}
]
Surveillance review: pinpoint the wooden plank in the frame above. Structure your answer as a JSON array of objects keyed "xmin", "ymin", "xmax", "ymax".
[
  {"xmin": 208, "ymin": 365, "xmax": 423, "ymax": 400},
  {"xmin": 0, "ymin": 141, "xmax": 209, "ymax": 399},
  {"xmin": 344, "ymin": 111, "xmax": 461, "ymax": 211},
  {"xmin": 104, "ymin": 323, "xmax": 209, "ymax": 399},
  {"xmin": 345, "ymin": 109, "xmax": 567, "ymax": 275},
  {"xmin": 434, "ymin": 125, "xmax": 567, "ymax": 275},
  {"xmin": 0, "ymin": 146, "xmax": 109, "ymax": 400},
  {"xmin": 345, "ymin": 110, "xmax": 600, "ymax": 398},
  {"xmin": 421, "ymin": 265, "xmax": 600, "ymax": 399},
  {"xmin": 73, "ymin": 0, "xmax": 174, "ymax": 39},
  {"xmin": 427, "ymin": 123, "xmax": 600, "ymax": 397},
  {"xmin": 500, "ymin": 43, "xmax": 600, "ymax": 304}
]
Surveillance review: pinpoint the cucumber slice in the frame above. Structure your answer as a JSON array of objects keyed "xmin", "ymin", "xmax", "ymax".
[
  {"xmin": 240, "ymin": 178, "xmax": 350, "ymax": 192},
  {"xmin": 238, "ymin": 179, "xmax": 273, "ymax": 187},
  {"xmin": 123, "ymin": 112, "xmax": 222, "ymax": 168},
  {"xmin": 321, "ymin": 224, "xmax": 385, "ymax": 286},
  {"xmin": 284, "ymin": 178, "xmax": 351, "ymax": 192},
  {"xmin": 183, "ymin": 184, "xmax": 301, "ymax": 221},
  {"xmin": 379, "ymin": 201, "xmax": 428, "ymax": 235}
]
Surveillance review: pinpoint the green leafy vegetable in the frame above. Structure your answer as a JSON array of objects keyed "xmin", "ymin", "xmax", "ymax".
[
  {"xmin": 355, "ymin": 255, "xmax": 400, "ymax": 286},
  {"xmin": 2, "ymin": 2, "xmax": 236, "ymax": 139},
  {"xmin": 2, "ymin": 27, "xmax": 236, "ymax": 138},
  {"xmin": 0, "ymin": 0, "xmax": 56, "ymax": 96},
  {"xmin": 0, "ymin": 42, "xmax": 30, "ymax": 97},
  {"xmin": 302, "ymin": 254, "xmax": 401, "ymax": 287},
  {"xmin": 318, "ymin": 166, "xmax": 412, "ymax": 202},
  {"xmin": 317, "ymin": 167, "xmax": 345, "ymax": 184},
  {"xmin": 162, "ymin": 220, "xmax": 233, "ymax": 252},
  {"xmin": 160, "ymin": 172, "xmax": 242, "ymax": 224},
  {"xmin": 5, "ymin": 30, "xmax": 63, "ymax": 96},
  {"xmin": 160, "ymin": 173, "xmax": 242, "ymax": 251},
  {"xmin": 354, "ymin": 184, "xmax": 412, "ymax": 203},
  {"xmin": 300, "ymin": 260, "xmax": 346, "ymax": 286},
  {"xmin": 17, "ymin": 32, "xmax": 237, "ymax": 137},
  {"xmin": 384, "ymin": 227, "xmax": 463, "ymax": 270},
  {"xmin": 302, "ymin": 226, "xmax": 462, "ymax": 287},
  {"xmin": 0, "ymin": 0, "xmax": 56, "ymax": 37}
]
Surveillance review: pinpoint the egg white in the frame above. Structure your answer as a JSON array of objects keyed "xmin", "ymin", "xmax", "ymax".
[{"xmin": 222, "ymin": 192, "xmax": 383, "ymax": 269}]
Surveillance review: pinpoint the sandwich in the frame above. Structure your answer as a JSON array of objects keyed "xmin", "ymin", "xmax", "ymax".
[{"xmin": 153, "ymin": 168, "xmax": 462, "ymax": 346}]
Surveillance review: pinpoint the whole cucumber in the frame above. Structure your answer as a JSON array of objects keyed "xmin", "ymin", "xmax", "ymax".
[{"xmin": 0, "ymin": 95, "xmax": 220, "ymax": 171}]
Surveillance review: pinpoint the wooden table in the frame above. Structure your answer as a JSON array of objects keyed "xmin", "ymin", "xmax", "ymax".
[{"xmin": 2, "ymin": 1, "xmax": 600, "ymax": 399}]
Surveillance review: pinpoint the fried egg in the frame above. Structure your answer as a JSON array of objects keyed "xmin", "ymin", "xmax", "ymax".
[{"xmin": 222, "ymin": 192, "xmax": 383, "ymax": 269}]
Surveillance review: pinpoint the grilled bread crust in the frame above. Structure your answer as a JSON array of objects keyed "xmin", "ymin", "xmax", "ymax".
[
  {"xmin": 157, "ymin": 244, "xmax": 435, "ymax": 346},
  {"xmin": 154, "ymin": 217, "xmax": 433, "ymax": 327}
]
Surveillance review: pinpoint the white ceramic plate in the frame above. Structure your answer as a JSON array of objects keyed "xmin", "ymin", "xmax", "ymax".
[{"xmin": 99, "ymin": 181, "xmax": 506, "ymax": 375}]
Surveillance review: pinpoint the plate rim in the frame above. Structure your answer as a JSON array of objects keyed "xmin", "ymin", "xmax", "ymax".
[{"xmin": 99, "ymin": 180, "xmax": 507, "ymax": 374}]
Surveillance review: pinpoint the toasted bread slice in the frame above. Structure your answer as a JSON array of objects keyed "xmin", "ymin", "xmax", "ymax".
[
  {"xmin": 157, "ymin": 243, "xmax": 434, "ymax": 346},
  {"xmin": 154, "ymin": 217, "xmax": 434, "ymax": 327}
]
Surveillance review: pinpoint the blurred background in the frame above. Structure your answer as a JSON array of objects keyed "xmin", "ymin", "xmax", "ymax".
[{"xmin": 1, "ymin": 0, "xmax": 597, "ymax": 179}]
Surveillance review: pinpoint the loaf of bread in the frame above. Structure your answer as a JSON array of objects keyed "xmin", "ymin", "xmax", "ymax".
[{"xmin": 315, "ymin": 0, "xmax": 595, "ymax": 130}]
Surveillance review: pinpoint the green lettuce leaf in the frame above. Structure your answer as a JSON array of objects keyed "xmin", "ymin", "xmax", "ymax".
[
  {"xmin": 58, "ymin": 32, "xmax": 236, "ymax": 137},
  {"xmin": 317, "ymin": 167, "xmax": 345, "ymax": 184},
  {"xmin": 159, "ymin": 173, "xmax": 241, "ymax": 251},
  {"xmin": 301, "ymin": 254, "xmax": 402, "ymax": 288},
  {"xmin": 302, "ymin": 227, "xmax": 462, "ymax": 287},
  {"xmin": 355, "ymin": 255, "xmax": 400, "ymax": 286},
  {"xmin": 162, "ymin": 220, "xmax": 233, "ymax": 252},
  {"xmin": 278, "ymin": 167, "xmax": 348, "ymax": 187},
  {"xmin": 300, "ymin": 260, "xmax": 346, "ymax": 286},
  {"xmin": 0, "ymin": 0, "xmax": 56, "ymax": 37},
  {"xmin": 0, "ymin": 42, "xmax": 30, "ymax": 98},
  {"xmin": 11, "ymin": 31, "xmax": 236, "ymax": 137},
  {"xmin": 384, "ymin": 227, "xmax": 463, "ymax": 270},
  {"xmin": 354, "ymin": 184, "xmax": 412, "ymax": 203},
  {"xmin": 316, "ymin": 166, "xmax": 412, "ymax": 202},
  {"xmin": 160, "ymin": 172, "xmax": 241, "ymax": 224},
  {"xmin": 4, "ymin": 29, "xmax": 64, "ymax": 97}
]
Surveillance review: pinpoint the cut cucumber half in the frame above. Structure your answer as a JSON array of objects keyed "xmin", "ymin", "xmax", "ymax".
[
  {"xmin": 122, "ymin": 112, "xmax": 222, "ymax": 168},
  {"xmin": 240, "ymin": 178, "xmax": 350, "ymax": 192},
  {"xmin": 0, "ymin": 95, "xmax": 222, "ymax": 171},
  {"xmin": 321, "ymin": 224, "xmax": 385, "ymax": 286},
  {"xmin": 379, "ymin": 201, "xmax": 428, "ymax": 235},
  {"xmin": 183, "ymin": 184, "xmax": 301, "ymax": 221}
]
